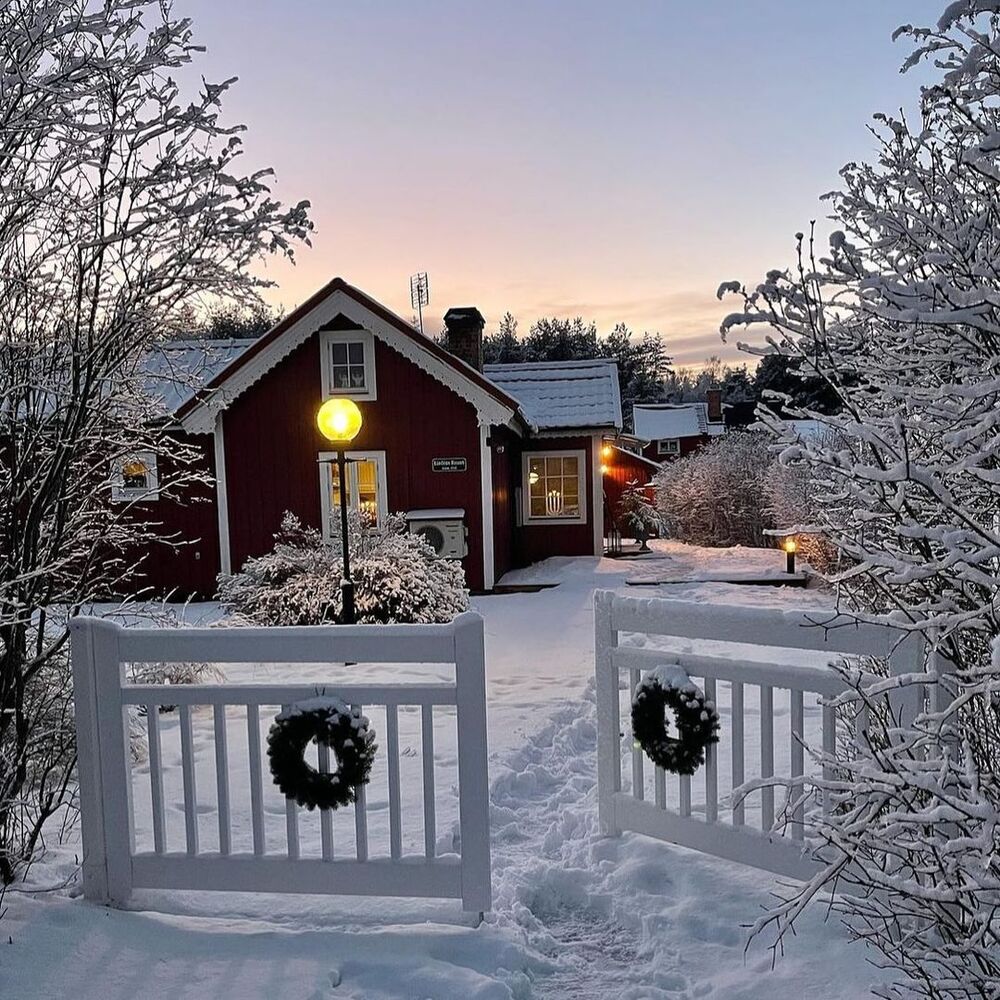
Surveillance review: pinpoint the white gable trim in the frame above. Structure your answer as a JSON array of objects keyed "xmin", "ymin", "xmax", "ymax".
[{"xmin": 179, "ymin": 289, "xmax": 516, "ymax": 434}]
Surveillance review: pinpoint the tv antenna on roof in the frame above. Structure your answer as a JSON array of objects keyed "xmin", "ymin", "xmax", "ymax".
[{"xmin": 410, "ymin": 272, "xmax": 430, "ymax": 336}]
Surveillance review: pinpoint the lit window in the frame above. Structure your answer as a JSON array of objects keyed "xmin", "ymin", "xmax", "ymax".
[
  {"xmin": 330, "ymin": 341, "xmax": 367, "ymax": 391},
  {"xmin": 320, "ymin": 451, "xmax": 387, "ymax": 533},
  {"xmin": 321, "ymin": 329, "xmax": 377, "ymax": 401},
  {"xmin": 522, "ymin": 450, "xmax": 586, "ymax": 523},
  {"xmin": 657, "ymin": 438, "xmax": 681, "ymax": 456},
  {"xmin": 112, "ymin": 451, "xmax": 159, "ymax": 501}
]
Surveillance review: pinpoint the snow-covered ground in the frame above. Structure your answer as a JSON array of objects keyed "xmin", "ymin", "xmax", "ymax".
[{"xmin": 2, "ymin": 543, "xmax": 890, "ymax": 999}]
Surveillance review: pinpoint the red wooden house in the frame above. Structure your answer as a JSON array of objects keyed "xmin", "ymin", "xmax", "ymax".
[
  {"xmin": 632, "ymin": 393, "xmax": 725, "ymax": 463},
  {"xmin": 126, "ymin": 278, "xmax": 622, "ymax": 597}
]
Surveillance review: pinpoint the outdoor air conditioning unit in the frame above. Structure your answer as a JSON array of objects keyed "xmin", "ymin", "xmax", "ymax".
[{"xmin": 406, "ymin": 508, "xmax": 468, "ymax": 559}]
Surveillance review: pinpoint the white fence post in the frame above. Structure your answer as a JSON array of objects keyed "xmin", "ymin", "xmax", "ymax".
[
  {"xmin": 594, "ymin": 590, "xmax": 621, "ymax": 836},
  {"xmin": 454, "ymin": 611, "xmax": 492, "ymax": 914},
  {"xmin": 888, "ymin": 631, "xmax": 925, "ymax": 733},
  {"xmin": 70, "ymin": 618, "xmax": 109, "ymax": 902},
  {"xmin": 92, "ymin": 619, "xmax": 133, "ymax": 904}
]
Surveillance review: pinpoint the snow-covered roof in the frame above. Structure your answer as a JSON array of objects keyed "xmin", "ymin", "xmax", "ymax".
[
  {"xmin": 633, "ymin": 403, "xmax": 711, "ymax": 441},
  {"xmin": 140, "ymin": 339, "xmax": 257, "ymax": 417},
  {"xmin": 483, "ymin": 359, "xmax": 622, "ymax": 431}
]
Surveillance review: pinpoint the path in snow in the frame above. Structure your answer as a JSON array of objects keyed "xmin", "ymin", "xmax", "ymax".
[{"xmin": 3, "ymin": 545, "xmax": 890, "ymax": 999}]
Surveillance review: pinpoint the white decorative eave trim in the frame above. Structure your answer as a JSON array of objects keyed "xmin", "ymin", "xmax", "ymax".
[
  {"xmin": 528, "ymin": 425, "xmax": 621, "ymax": 439},
  {"xmin": 179, "ymin": 289, "xmax": 516, "ymax": 434}
]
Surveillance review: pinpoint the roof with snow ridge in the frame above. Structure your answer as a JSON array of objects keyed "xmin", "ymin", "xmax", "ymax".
[{"xmin": 483, "ymin": 359, "xmax": 623, "ymax": 432}]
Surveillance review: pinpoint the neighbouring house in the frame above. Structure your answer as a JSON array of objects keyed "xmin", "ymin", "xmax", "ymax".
[
  {"xmin": 632, "ymin": 390, "xmax": 725, "ymax": 463},
  {"xmin": 126, "ymin": 277, "xmax": 622, "ymax": 597},
  {"xmin": 600, "ymin": 444, "xmax": 661, "ymax": 534}
]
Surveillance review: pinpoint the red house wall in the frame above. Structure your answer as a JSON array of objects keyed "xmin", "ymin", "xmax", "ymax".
[
  {"xmin": 514, "ymin": 435, "xmax": 597, "ymax": 566},
  {"xmin": 489, "ymin": 424, "xmax": 518, "ymax": 585},
  {"xmin": 223, "ymin": 323, "xmax": 488, "ymax": 590},
  {"xmin": 129, "ymin": 433, "xmax": 221, "ymax": 598},
  {"xmin": 640, "ymin": 433, "xmax": 707, "ymax": 464},
  {"xmin": 603, "ymin": 448, "xmax": 658, "ymax": 531}
]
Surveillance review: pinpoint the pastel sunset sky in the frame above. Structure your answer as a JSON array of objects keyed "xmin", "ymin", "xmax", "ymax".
[{"xmin": 187, "ymin": 1, "xmax": 940, "ymax": 367}]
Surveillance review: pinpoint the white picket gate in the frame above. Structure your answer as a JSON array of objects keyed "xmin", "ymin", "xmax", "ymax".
[
  {"xmin": 70, "ymin": 612, "xmax": 491, "ymax": 912},
  {"xmin": 594, "ymin": 591, "xmax": 926, "ymax": 880}
]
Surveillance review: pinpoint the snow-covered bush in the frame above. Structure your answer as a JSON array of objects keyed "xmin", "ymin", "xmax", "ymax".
[
  {"xmin": 615, "ymin": 480, "xmax": 662, "ymax": 550},
  {"xmin": 218, "ymin": 512, "xmax": 470, "ymax": 626},
  {"xmin": 719, "ymin": 6, "xmax": 1000, "ymax": 995},
  {"xmin": 653, "ymin": 431, "xmax": 773, "ymax": 547}
]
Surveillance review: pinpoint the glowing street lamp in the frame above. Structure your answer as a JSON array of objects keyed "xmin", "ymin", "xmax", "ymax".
[
  {"xmin": 783, "ymin": 536, "xmax": 797, "ymax": 575},
  {"xmin": 316, "ymin": 398, "xmax": 363, "ymax": 624}
]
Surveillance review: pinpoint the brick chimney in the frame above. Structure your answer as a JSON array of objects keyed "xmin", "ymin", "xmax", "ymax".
[
  {"xmin": 443, "ymin": 307, "xmax": 485, "ymax": 372},
  {"xmin": 706, "ymin": 387, "xmax": 723, "ymax": 424}
]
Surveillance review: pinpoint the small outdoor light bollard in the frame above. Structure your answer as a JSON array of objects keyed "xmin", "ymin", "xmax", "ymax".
[
  {"xmin": 783, "ymin": 537, "xmax": 797, "ymax": 574},
  {"xmin": 316, "ymin": 398, "xmax": 364, "ymax": 624}
]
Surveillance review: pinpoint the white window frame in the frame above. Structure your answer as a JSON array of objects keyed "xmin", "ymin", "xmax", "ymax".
[
  {"xmin": 657, "ymin": 438, "xmax": 681, "ymax": 456},
  {"xmin": 320, "ymin": 328, "xmax": 377, "ymax": 401},
  {"xmin": 111, "ymin": 450, "xmax": 160, "ymax": 502},
  {"xmin": 318, "ymin": 450, "xmax": 388, "ymax": 537},
  {"xmin": 522, "ymin": 449, "xmax": 587, "ymax": 525}
]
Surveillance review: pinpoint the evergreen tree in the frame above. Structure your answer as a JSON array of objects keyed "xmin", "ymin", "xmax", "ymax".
[{"xmin": 482, "ymin": 311, "xmax": 522, "ymax": 363}]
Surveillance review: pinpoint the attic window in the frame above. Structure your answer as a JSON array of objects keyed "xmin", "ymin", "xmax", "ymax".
[
  {"xmin": 321, "ymin": 329, "xmax": 377, "ymax": 401},
  {"xmin": 657, "ymin": 438, "xmax": 681, "ymax": 456},
  {"xmin": 112, "ymin": 451, "xmax": 159, "ymax": 501}
]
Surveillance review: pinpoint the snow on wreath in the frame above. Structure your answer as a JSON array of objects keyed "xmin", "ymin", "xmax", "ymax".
[
  {"xmin": 631, "ymin": 665, "xmax": 720, "ymax": 777},
  {"xmin": 267, "ymin": 696, "xmax": 377, "ymax": 810}
]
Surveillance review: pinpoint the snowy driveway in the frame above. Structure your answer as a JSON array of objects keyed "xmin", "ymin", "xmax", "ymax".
[{"xmin": 2, "ymin": 547, "xmax": 889, "ymax": 999}]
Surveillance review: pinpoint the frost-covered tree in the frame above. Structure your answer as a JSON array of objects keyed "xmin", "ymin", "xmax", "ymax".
[
  {"xmin": 217, "ymin": 513, "xmax": 470, "ymax": 626},
  {"xmin": 0, "ymin": 0, "xmax": 311, "ymax": 882},
  {"xmin": 719, "ymin": 4, "xmax": 1000, "ymax": 995},
  {"xmin": 653, "ymin": 431, "xmax": 773, "ymax": 548}
]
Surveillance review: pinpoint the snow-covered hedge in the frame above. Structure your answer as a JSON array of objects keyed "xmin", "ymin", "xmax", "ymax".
[
  {"xmin": 653, "ymin": 431, "xmax": 773, "ymax": 548},
  {"xmin": 218, "ymin": 512, "xmax": 470, "ymax": 626}
]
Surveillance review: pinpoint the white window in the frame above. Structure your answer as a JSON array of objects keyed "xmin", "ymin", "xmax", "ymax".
[
  {"xmin": 522, "ymin": 449, "xmax": 587, "ymax": 524},
  {"xmin": 111, "ymin": 451, "xmax": 159, "ymax": 501},
  {"xmin": 319, "ymin": 450, "xmax": 388, "ymax": 535},
  {"xmin": 657, "ymin": 438, "xmax": 681, "ymax": 456},
  {"xmin": 320, "ymin": 329, "xmax": 377, "ymax": 401}
]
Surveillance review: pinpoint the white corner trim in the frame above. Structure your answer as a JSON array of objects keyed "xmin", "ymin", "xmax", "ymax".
[
  {"xmin": 180, "ymin": 289, "xmax": 515, "ymax": 434},
  {"xmin": 214, "ymin": 415, "xmax": 231, "ymax": 576},
  {"xmin": 592, "ymin": 433, "xmax": 604, "ymax": 557},
  {"xmin": 480, "ymin": 425, "xmax": 495, "ymax": 592}
]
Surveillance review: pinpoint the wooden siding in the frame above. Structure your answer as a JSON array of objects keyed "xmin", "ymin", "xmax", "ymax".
[
  {"xmin": 222, "ymin": 319, "xmax": 488, "ymax": 590},
  {"xmin": 603, "ymin": 447, "xmax": 658, "ymax": 532},
  {"xmin": 489, "ymin": 425, "xmax": 518, "ymax": 584},
  {"xmin": 128, "ymin": 433, "xmax": 221, "ymax": 598},
  {"xmin": 640, "ymin": 434, "xmax": 708, "ymax": 464},
  {"xmin": 513, "ymin": 435, "xmax": 597, "ymax": 565}
]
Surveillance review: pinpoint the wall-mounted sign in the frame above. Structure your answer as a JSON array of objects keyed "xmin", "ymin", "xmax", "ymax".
[{"xmin": 432, "ymin": 457, "xmax": 467, "ymax": 473}]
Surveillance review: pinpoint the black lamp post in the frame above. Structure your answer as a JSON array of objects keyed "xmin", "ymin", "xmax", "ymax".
[{"xmin": 316, "ymin": 398, "xmax": 364, "ymax": 624}]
